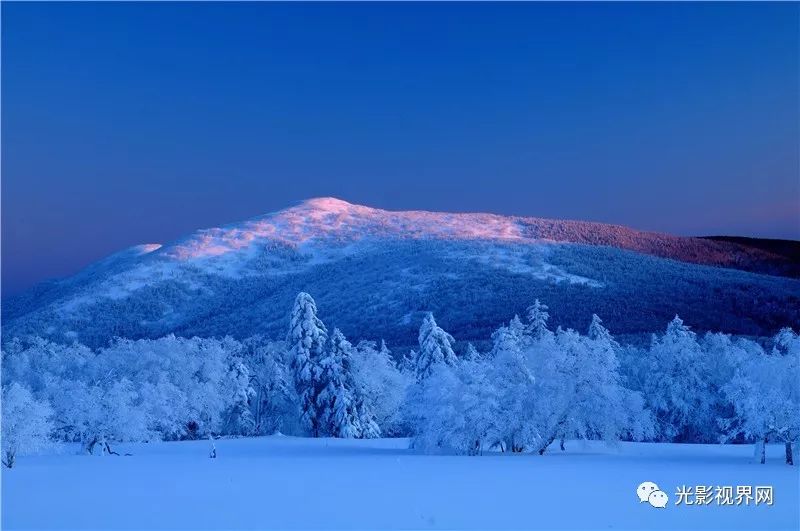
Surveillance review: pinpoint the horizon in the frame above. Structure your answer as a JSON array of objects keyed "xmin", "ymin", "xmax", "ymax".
[{"xmin": 2, "ymin": 2, "xmax": 799, "ymax": 294}]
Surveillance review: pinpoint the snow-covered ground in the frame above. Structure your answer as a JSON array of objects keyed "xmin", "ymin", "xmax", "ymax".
[{"xmin": 2, "ymin": 436, "xmax": 797, "ymax": 530}]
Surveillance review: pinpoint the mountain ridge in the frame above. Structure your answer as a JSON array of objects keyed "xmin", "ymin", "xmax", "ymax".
[
  {"xmin": 4, "ymin": 197, "xmax": 798, "ymax": 348},
  {"xmin": 73, "ymin": 197, "xmax": 799, "ymax": 277}
]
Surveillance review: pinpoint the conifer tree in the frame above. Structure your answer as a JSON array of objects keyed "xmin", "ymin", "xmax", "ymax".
[
  {"xmin": 317, "ymin": 329, "xmax": 382, "ymax": 438},
  {"xmin": 464, "ymin": 343, "xmax": 481, "ymax": 361},
  {"xmin": 317, "ymin": 329, "xmax": 359, "ymax": 437},
  {"xmin": 526, "ymin": 300, "xmax": 551, "ymax": 339},
  {"xmin": 415, "ymin": 313, "xmax": 457, "ymax": 381},
  {"xmin": 288, "ymin": 292, "xmax": 328, "ymax": 437}
]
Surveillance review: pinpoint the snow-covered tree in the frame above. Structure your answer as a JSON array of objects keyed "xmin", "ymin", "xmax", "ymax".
[
  {"xmin": 405, "ymin": 314, "xmax": 460, "ymax": 447},
  {"xmin": 588, "ymin": 314, "xmax": 616, "ymax": 344},
  {"xmin": 405, "ymin": 361, "xmax": 464, "ymax": 453},
  {"xmin": 490, "ymin": 315, "xmax": 529, "ymax": 357},
  {"xmin": 55, "ymin": 377, "xmax": 152, "ymax": 455},
  {"xmin": 458, "ymin": 357, "xmax": 504, "ymax": 454},
  {"xmin": 526, "ymin": 299, "xmax": 551, "ymax": 339},
  {"xmin": 2, "ymin": 335, "xmax": 249, "ymax": 444},
  {"xmin": 410, "ymin": 308, "xmax": 652, "ymax": 456},
  {"xmin": 489, "ymin": 315, "xmax": 537, "ymax": 452},
  {"xmin": 463, "ymin": 343, "xmax": 481, "ymax": 361},
  {"xmin": 379, "ymin": 339, "xmax": 391, "ymax": 359},
  {"xmin": 353, "ymin": 340, "xmax": 408, "ymax": 436},
  {"xmin": 399, "ymin": 349, "xmax": 416, "ymax": 374},
  {"xmin": 99, "ymin": 335, "xmax": 234, "ymax": 439},
  {"xmin": 772, "ymin": 328, "xmax": 800, "ymax": 465},
  {"xmin": 1, "ymin": 337, "xmax": 95, "ymax": 415},
  {"xmin": 415, "ymin": 313, "xmax": 457, "ymax": 381},
  {"xmin": 4, "ymin": 300, "xmax": 798, "ymax": 457},
  {"xmin": 1, "ymin": 383, "xmax": 53, "ymax": 468},
  {"xmin": 288, "ymin": 292, "xmax": 329, "ymax": 437},
  {"xmin": 640, "ymin": 316, "xmax": 718, "ymax": 442},
  {"xmin": 725, "ymin": 328, "xmax": 799, "ymax": 465},
  {"xmin": 407, "ymin": 355, "xmax": 504, "ymax": 455},
  {"xmin": 701, "ymin": 331, "xmax": 761, "ymax": 440},
  {"xmin": 534, "ymin": 322, "xmax": 652, "ymax": 454},
  {"xmin": 223, "ymin": 359, "xmax": 256, "ymax": 436},
  {"xmin": 241, "ymin": 337, "xmax": 296, "ymax": 435},
  {"xmin": 587, "ymin": 317, "xmax": 653, "ymax": 443},
  {"xmin": 0, "ymin": 337, "xmax": 148, "ymax": 452},
  {"xmin": 317, "ymin": 329, "xmax": 361, "ymax": 438},
  {"xmin": 490, "ymin": 310, "xmax": 646, "ymax": 455}
]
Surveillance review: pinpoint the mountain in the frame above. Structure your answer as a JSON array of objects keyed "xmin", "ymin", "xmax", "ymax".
[
  {"xmin": 701, "ymin": 236, "xmax": 800, "ymax": 264},
  {"xmin": 4, "ymin": 197, "xmax": 799, "ymax": 349}
]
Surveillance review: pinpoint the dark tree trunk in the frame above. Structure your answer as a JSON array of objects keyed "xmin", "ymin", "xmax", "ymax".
[
  {"xmin": 84, "ymin": 437, "xmax": 99, "ymax": 455},
  {"xmin": 84, "ymin": 437, "xmax": 119, "ymax": 456},
  {"xmin": 538, "ymin": 434, "xmax": 557, "ymax": 455},
  {"xmin": 2, "ymin": 450, "xmax": 15, "ymax": 469},
  {"xmin": 186, "ymin": 421, "xmax": 199, "ymax": 440},
  {"xmin": 786, "ymin": 442, "xmax": 794, "ymax": 466},
  {"xmin": 507, "ymin": 437, "xmax": 524, "ymax": 453},
  {"xmin": 469, "ymin": 440, "xmax": 481, "ymax": 456},
  {"xmin": 540, "ymin": 416, "xmax": 567, "ymax": 456},
  {"xmin": 560, "ymin": 438, "xmax": 566, "ymax": 451},
  {"xmin": 760, "ymin": 438, "xmax": 767, "ymax": 464}
]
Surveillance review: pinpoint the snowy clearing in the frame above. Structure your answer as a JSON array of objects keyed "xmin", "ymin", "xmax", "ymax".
[{"xmin": 3, "ymin": 436, "xmax": 797, "ymax": 530}]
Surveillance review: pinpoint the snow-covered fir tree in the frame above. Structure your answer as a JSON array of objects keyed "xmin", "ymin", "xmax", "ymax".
[
  {"xmin": 490, "ymin": 315, "xmax": 529, "ymax": 357},
  {"xmin": 288, "ymin": 292, "xmax": 329, "ymax": 437},
  {"xmin": 400, "ymin": 349, "xmax": 417, "ymax": 374},
  {"xmin": 317, "ymin": 329, "xmax": 361, "ymax": 438},
  {"xmin": 588, "ymin": 314, "xmax": 616, "ymax": 344},
  {"xmin": 463, "ymin": 343, "xmax": 481, "ymax": 361},
  {"xmin": 378, "ymin": 339, "xmax": 391, "ymax": 360},
  {"xmin": 526, "ymin": 299, "xmax": 550, "ymax": 339},
  {"xmin": 415, "ymin": 313, "xmax": 457, "ymax": 381}
]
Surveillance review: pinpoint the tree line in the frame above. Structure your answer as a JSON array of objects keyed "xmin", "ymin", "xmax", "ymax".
[{"xmin": 2, "ymin": 292, "xmax": 797, "ymax": 468}]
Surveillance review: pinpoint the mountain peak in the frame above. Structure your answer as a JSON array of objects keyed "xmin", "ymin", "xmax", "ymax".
[
  {"xmin": 299, "ymin": 197, "xmax": 359, "ymax": 212},
  {"xmin": 5, "ymin": 198, "xmax": 796, "ymax": 347}
]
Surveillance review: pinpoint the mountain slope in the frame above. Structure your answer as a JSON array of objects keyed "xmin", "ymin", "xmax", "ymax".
[{"xmin": 4, "ymin": 198, "xmax": 798, "ymax": 348}]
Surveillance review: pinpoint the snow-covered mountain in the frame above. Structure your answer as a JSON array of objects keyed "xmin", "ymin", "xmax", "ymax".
[{"xmin": 4, "ymin": 197, "xmax": 799, "ymax": 348}]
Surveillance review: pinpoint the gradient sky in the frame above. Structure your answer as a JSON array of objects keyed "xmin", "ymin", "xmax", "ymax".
[{"xmin": 2, "ymin": 2, "xmax": 799, "ymax": 295}]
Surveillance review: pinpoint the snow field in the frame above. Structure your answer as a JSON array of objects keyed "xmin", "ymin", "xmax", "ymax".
[{"xmin": 3, "ymin": 436, "xmax": 798, "ymax": 530}]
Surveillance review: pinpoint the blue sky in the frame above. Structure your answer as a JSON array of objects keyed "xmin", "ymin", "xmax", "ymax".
[{"xmin": 2, "ymin": 2, "xmax": 798, "ymax": 294}]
